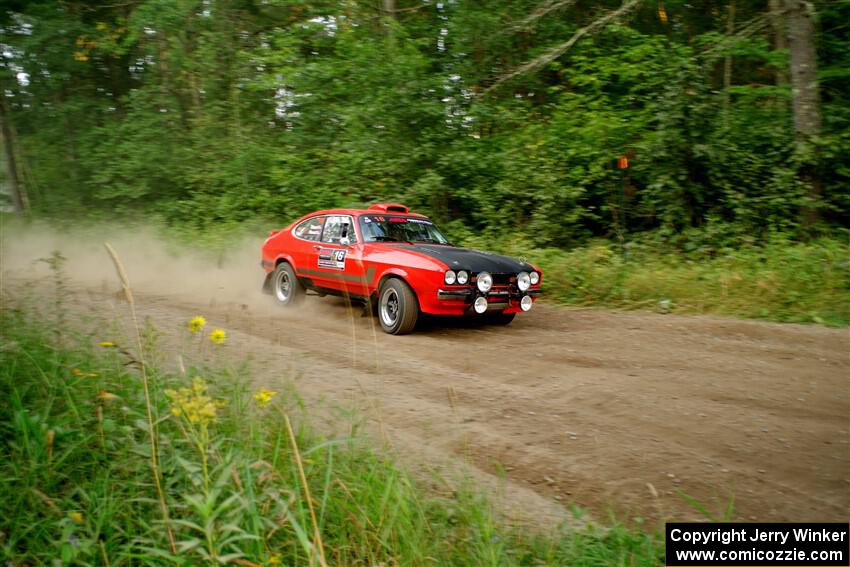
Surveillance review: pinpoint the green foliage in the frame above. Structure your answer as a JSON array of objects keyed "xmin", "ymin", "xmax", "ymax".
[
  {"xmin": 1, "ymin": 0, "xmax": 847, "ymax": 328},
  {"xmin": 1, "ymin": 0, "xmax": 848, "ymax": 240},
  {"xmin": 0, "ymin": 303, "xmax": 665, "ymax": 565},
  {"xmin": 467, "ymin": 230, "xmax": 850, "ymax": 326}
]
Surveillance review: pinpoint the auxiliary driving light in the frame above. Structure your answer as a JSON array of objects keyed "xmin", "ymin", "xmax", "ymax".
[
  {"xmin": 457, "ymin": 270, "xmax": 469, "ymax": 284},
  {"xmin": 520, "ymin": 295, "xmax": 533, "ymax": 311},
  {"xmin": 517, "ymin": 271, "xmax": 531, "ymax": 291},
  {"xmin": 444, "ymin": 270, "xmax": 457, "ymax": 285},
  {"xmin": 476, "ymin": 271, "xmax": 493, "ymax": 293},
  {"xmin": 473, "ymin": 296, "xmax": 488, "ymax": 314},
  {"xmin": 529, "ymin": 271, "xmax": 540, "ymax": 285}
]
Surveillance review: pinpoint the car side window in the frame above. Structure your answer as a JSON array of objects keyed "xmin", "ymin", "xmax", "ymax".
[
  {"xmin": 293, "ymin": 217, "xmax": 326, "ymax": 241},
  {"xmin": 321, "ymin": 216, "xmax": 357, "ymax": 244}
]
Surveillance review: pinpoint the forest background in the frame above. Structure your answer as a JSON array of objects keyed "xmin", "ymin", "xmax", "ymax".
[{"xmin": 1, "ymin": 0, "xmax": 848, "ymax": 324}]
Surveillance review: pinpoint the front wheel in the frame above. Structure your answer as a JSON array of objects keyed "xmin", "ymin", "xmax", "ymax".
[
  {"xmin": 378, "ymin": 279, "xmax": 419, "ymax": 335},
  {"xmin": 271, "ymin": 262, "xmax": 303, "ymax": 306}
]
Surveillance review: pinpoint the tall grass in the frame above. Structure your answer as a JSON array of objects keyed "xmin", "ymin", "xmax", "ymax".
[
  {"xmin": 0, "ymin": 298, "xmax": 664, "ymax": 565},
  {"xmin": 460, "ymin": 233, "xmax": 850, "ymax": 326}
]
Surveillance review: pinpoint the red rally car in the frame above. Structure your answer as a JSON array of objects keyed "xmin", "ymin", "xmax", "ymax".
[{"xmin": 260, "ymin": 203, "xmax": 542, "ymax": 335}]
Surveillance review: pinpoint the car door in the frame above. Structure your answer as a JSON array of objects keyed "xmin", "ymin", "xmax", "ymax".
[
  {"xmin": 289, "ymin": 215, "xmax": 326, "ymax": 277},
  {"xmin": 312, "ymin": 215, "xmax": 369, "ymax": 296}
]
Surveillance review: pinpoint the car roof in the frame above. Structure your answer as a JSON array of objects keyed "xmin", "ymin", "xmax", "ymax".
[{"xmin": 305, "ymin": 204, "xmax": 429, "ymax": 219}]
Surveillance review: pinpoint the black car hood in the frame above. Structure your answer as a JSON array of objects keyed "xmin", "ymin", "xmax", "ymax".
[{"xmin": 390, "ymin": 244, "xmax": 533, "ymax": 273}]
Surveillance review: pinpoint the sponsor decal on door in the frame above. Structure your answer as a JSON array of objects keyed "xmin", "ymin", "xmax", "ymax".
[{"xmin": 318, "ymin": 248, "xmax": 347, "ymax": 270}]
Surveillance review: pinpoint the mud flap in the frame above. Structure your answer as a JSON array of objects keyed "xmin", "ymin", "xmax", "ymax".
[
  {"xmin": 262, "ymin": 272, "xmax": 274, "ymax": 295},
  {"xmin": 365, "ymin": 291, "xmax": 379, "ymax": 317}
]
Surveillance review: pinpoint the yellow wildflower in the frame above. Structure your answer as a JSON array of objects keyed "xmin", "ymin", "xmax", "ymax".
[
  {"xmin": 209, "ymin": 328, "xmax": 226, "ymax": 345},
  {"xmin": 71, "ymin": 368, "xmax": 97, "ymax": 378},
  {"xmin": 97, "ymin": 341, "xmax": 116, "ymax": 348},
  {"xmin": 95, "ymin": 391, "xmax": 119, "ymax": 403},
  {"xmin": 268, "ymin": 554, "xmax": 282, "ymax": 566},
  {"xmin": 70, "ymin": 512, "xmax": 84, "ymax": 524},
  {"xmin": 165, "ymin": 377, "xmax": 225, "ymax": 426},
  {"xmin": 188, "ymin": 315, "xmax": 207, "ymax": 333},
  {"xmin": 74, "ymin": 51, "xmax": 89, "ymax": 62},
  {"xmin": 253, "ymin": 387, "xmax": 278, "ymax": 408}
]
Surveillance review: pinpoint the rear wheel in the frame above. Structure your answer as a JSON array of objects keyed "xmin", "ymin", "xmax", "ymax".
[
  {"xmin": 486, "ymin": 312, "xmax": 516, "ymax": 325},
  {"xmin": 378, "ymin": 278, "xmax": 419, "ymax": 335},
  {"xmin": 272, "ymin": 262, "xmax": 303, "ymax": 306}
]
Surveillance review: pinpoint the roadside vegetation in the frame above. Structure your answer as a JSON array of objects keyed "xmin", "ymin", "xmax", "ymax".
[
  {"xmin": 0, "ymin": 276, "xmax": 664, "ymax": 565},
  {"xmin": 458, "ymin": 230, "xmax": 850, "ymax": 327}
]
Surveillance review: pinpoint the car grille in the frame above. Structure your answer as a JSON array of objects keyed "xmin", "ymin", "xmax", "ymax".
[
  {"xmin": 472, "ymin": 272, "xmax": 516, "ymax": 288},
  {"xmin": 491, "ymin": 273, "xmax": 514, "ymax": 286}
]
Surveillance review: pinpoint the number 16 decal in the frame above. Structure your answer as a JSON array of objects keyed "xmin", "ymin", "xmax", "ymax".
[{"xmin": 318, "ymin": 247, "xmax": 347, "ymax": 270}]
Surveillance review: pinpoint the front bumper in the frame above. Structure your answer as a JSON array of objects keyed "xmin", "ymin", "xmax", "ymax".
[
  {"xmin": 437, "ymin": 288, "xmax": 473, "ymax": 300},
  {"xmin": 436, "ymin": 287, "xmax": 542, "ymax": 314},
  {"xmin": 437, "ymin": 288, "xmax": 542, "ymax": 300}
]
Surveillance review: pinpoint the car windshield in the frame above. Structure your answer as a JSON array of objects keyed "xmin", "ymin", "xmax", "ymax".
[{"xmin": 359, "ymin": 215, "xmax": 451, "ymax": 245}]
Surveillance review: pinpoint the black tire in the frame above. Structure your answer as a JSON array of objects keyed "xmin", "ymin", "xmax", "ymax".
[
  {"xmin": 271, "ymin": 262, "xmax": 303, "ymax": 307},
  {"xmin": 486, "ymin": 312, "xmax": 516, "ymax": 325},
  {"xmin": 377, "ymin": 278, "xmax": 419, "ymax": 335}
]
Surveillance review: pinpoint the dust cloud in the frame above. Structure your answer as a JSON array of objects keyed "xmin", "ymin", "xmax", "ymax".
[{"xmin": 0, "ymin": 221, "xmax": 271, "ymax": 309}]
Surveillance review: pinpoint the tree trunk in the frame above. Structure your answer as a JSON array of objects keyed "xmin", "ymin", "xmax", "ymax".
[
  {"xmin": 382, "ymin": 0, "xmax": 395, "ymax": 42},
  {"xmin": 785, "ymin": 0, "xmax": 821, "ymax": 224},
  {"xmin": 0, "ymin": 92, "xmax": 29, "ymax": 215},
  {"xmin": 769, "ymin": 0, "xmax": 788, "ymax": 85},
  {"xmin": 722, "ymin": 1, "xmax": 735, "ymax": 112},
  {"xmin": 382, "ymin": 0, "xmax": 395, "ymax": 18},
  {"xmin": 786, "ymin": 0, "xmax": 820, "ymax": 140}
]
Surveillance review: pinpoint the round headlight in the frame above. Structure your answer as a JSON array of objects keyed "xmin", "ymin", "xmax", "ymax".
[
  {"xmin": 473, "ymin": 296, "xmax": 488, "ymax": 314},
  {"xmin": 529, "ymin": 271, "xmax": 540, "ymax": 285},
  {"xmin": 517, "ymin": 271, "xmax": 531, "ymax": 291},
  {"xmin": 444, "ymin": 270, "xmax": 456, "ymax": 285},
  {"xmin": 457, "ymin": 270, "xmax": 469, "ymax": 285},
  {"xmin": 520, "ymin": 295, "xmax": 533, "ymax": 311},
  {"xmin": 476, "ymin": 272, "xmax": 493, "ymax": 293}
]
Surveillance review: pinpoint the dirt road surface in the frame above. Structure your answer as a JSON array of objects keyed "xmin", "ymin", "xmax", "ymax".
[{"xmin": 2, "ymin": 230, "xmax": 848, "ymax": 528}]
